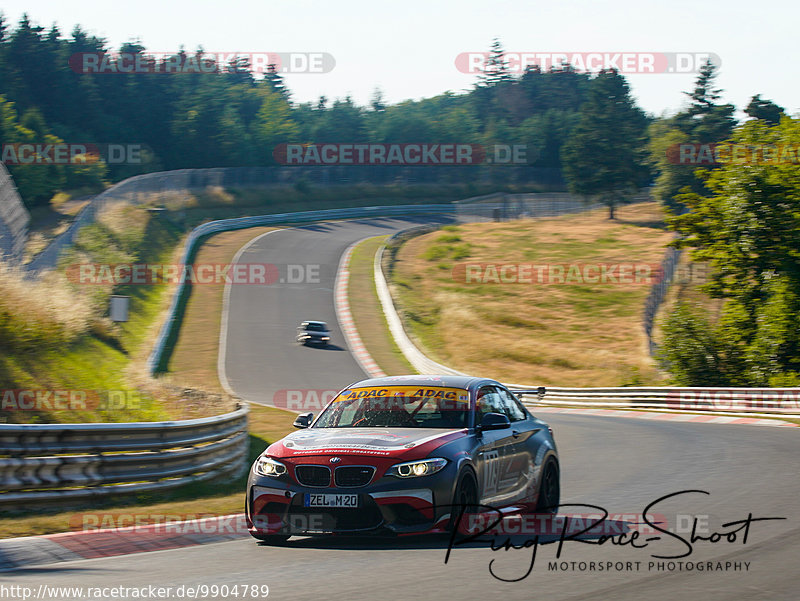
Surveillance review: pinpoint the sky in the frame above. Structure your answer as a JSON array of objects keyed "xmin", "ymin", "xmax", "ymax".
[{"xmin": 2, "ymin": 0, "xmax": 798, "ymax": 117}]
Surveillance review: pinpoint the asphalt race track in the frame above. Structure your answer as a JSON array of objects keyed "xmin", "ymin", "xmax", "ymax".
[{"xmin": 2, "ymin": 218, "xmax": 799, "ymax": 600}]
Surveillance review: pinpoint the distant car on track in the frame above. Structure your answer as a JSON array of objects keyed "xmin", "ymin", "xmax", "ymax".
[
  {"xmin": 296, "ymin": 320, "xmax": 331, "ymax": 347},
  {"xmin": 245, "ymin": 374, "xmax": 558, "ymax": 542}
]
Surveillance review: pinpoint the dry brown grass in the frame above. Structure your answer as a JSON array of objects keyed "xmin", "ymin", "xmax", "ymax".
[
  {"xmin": 0, "ymin": 262, "xmax": 93, "ymax": 346},
  {"xmin": 391, "ymin": 202, "xmax": 675, "ymax": 386}
]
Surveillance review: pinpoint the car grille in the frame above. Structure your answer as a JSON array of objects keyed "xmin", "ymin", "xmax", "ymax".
[
  {"xmin": 294, "ymin": 465, "xmax": 331, "ymax": 487},
  {"xmin": 334, "ymin": 466, "xmax": 375, "ymax": 487},
  {"xmin": 286, "ymin": 496, "xmax": 384, "ymax": 533}
]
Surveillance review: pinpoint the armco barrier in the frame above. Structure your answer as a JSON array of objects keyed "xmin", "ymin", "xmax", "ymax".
[
  {"xmin": 507, "ymin": 386, "xmax": 800, "ymax": 417},
  {"xmin": 146, "ymin": 204, "xmax": 456, "ymax": 374},
  {"xmin": 0, "ymin": 405, "xmax": 249, "ymax": 511}
]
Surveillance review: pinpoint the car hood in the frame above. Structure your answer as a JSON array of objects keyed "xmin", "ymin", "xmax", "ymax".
[{"xmin": 267, "ymin": 427, "xmax": 466, "ymax": 460}]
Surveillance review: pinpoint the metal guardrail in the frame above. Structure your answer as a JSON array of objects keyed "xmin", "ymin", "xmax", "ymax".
[
  {"xmin": 509, "ymin": 386, "xmax": 800, "ymax": 416},
  {"xmin": 0, "ymin": 405, "xmax": 249, "ymax": 510},
  {"xmin": 146, "ymin": 203, "xmax": 456, "ymax": 374}
]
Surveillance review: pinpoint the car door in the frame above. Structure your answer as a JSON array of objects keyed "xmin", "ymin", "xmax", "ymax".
[
  {"xmin": 496, "ymin": 386, "xmax": 546, "ymax": 503},
  {"xmin": 473, "ymin": 386, "xmax": 518, "ymax": 505}
]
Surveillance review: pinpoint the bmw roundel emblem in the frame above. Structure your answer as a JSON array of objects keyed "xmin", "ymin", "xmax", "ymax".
[{"xmin": 330, "ymin": 457, "xmax": 341, "ymax": 463}]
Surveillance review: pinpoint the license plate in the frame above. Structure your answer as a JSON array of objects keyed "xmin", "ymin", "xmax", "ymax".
[{"xmin": 304, "ymin": 493, "xmax": 359, "ymax": 508}]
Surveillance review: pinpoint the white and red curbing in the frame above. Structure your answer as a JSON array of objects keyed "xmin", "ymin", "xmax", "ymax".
[
  {"xmin": 0, "ymin": 515, "xmax": 250, "ymax": 571},
  {"xmin": 334, "ymin": 241, "xmax": 386, "ymax": 378}
]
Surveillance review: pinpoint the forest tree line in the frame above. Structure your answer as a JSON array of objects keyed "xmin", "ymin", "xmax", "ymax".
[{"xmin": 2, "ymin": 14, "xmax": 799, "ymax": 386}]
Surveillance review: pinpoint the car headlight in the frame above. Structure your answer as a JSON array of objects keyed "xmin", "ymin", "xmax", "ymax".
[
  {"xmin": 387, "ymin": 458, "xmax": 447, "ymax": 478},
  {"xmin": 254, "ymin": 456, "xmax": 287, "ymax": 478},
  {"xmin": 321, "ymin": 336, "xmax": 330, "ymax": 341}
]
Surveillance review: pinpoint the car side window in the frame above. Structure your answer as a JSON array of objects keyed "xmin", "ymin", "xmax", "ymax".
[
  {"xmin": 496, "ymin": 388, "xmax": 528, "ymax": 422},
  {"xmin": 476, "ymin": 386, "xmax": 505, "ymax": 417}
]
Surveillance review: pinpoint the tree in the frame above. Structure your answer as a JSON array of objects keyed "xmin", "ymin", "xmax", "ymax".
[
  {"xmin": 476, "ymin": 38, "xmax": 512, "ymax": 88},
  {"xmin": 658, "ymin": 303, "xmax": 747, "ymax": 386},
  {"xmin": 263, "ymin": 64, "xmax": 289, "ymax": 102},
  {"xmin": 251, "ymin": 87, "xmax": 299, "ymax": 164},
  {"xmin": 663, "ymin": 117, "xmax": 800, "ymax": 385},
  {"xmin": 684, "ymin": 59, "xmax": 723, "ymax": 114},
  {"xmin": 370, "ymin": 87, "xmax": 386, "ymax": 112},
  {"xmin": 560, "ymin": 69, "xmax": 649, "ymax": 218},
  {"xmin": 744, "ymin": 94, "xmax": 785, "ymax": 125},
  {"xmin": 648, "ymin": 61, "xmax": 735, "ymax": 210},
  {"xmin": 313, "ymin": 96, "xmax": 368, "ymax": 143}
]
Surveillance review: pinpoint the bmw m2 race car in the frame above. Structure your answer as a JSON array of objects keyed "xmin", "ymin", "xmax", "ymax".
[{"xmin": 246, "ymin": 375, "xmax": 559, "ymax": 542}]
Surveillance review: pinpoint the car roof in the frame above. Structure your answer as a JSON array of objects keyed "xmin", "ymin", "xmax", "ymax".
[
  {"xmin": 302, "ymin": 320, "xmax": 327, "ymax": 326},
  {"xmin": 344, "ymin": 374, "xmax": 498, "ymax": 391}
]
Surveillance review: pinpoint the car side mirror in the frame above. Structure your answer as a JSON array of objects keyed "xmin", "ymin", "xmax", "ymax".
[
  {"xmin": 293, "ymin": 412, "xmax": 313, "ymax": 428},
  {"xmin": 479, "ymin": 412, "xmax": 511, "ymax": 431}
]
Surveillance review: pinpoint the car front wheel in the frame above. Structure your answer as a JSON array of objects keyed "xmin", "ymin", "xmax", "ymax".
[
  {"xmin": 449, "ymin": 469, "xmax": 479, "ymax": 532},
  {"xmin": 535, "ymin": 458, "xmax": 560, "ymax": 514}
]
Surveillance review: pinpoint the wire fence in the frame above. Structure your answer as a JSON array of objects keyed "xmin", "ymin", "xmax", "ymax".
[
  {"xmin": 453, "ymin": 192, "xmax": 602, "ymax": 222},
  {"xmin": 643, "ymin": 246, "xmax": 682, "ymax": 356},
  {"xmin": 0, "ymin": 162, "xmax": 30, "ymax": 264}
]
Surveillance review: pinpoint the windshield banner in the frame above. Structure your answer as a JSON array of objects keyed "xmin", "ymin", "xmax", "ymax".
[{"xmin": 336, "ymin": 386, "xmax": 470, "ymax": 406}]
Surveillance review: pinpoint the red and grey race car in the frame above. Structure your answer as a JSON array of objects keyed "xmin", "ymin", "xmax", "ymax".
[{"xmin": 245, "ymin": 374, "xmax": 559, "ymax": 542}]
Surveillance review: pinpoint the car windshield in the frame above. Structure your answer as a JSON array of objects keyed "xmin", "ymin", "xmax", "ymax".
[
  {"xmin": 314, "ymin": 386, "xmax": 471, "ymax": 428},
  {"xmin": 304, "ymin": 323, "xmax": 327, "ymax": 331}
]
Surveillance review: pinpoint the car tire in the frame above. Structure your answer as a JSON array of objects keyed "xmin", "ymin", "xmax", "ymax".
[
  {"xmin": 250, "ymin": 532, "xmax": 290, "ymax": 544},
  {"xmin": 535, "ymin": 458, "xmax": 560, "ymax": 514},
  {"xmin": 449, "ymin": 469, "xmax": 479, "ymax": 532}
]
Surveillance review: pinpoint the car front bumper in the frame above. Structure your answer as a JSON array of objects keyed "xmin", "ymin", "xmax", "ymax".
[{"xmin": 246, "ymin": 472, "xmax": 457, "ymax": 536}]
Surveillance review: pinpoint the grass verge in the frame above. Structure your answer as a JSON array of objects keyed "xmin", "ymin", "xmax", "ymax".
[{"xmin": 389, "ymin": 202, "xmax": 674, "ymax": 386}]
